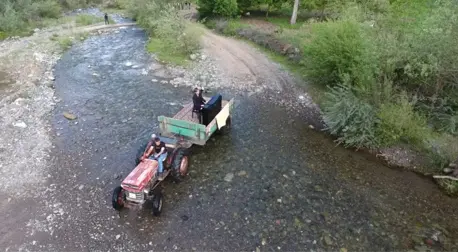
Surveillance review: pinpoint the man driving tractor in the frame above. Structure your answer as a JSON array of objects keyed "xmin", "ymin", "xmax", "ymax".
[{"xmin": 142, "ymin": 134, "xmax": 168, "ymax": 181}]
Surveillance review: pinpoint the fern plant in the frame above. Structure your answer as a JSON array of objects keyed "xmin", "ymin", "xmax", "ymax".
[{"xmin": 322, "ymin": 84, "xmax": 379, "ymax": 149}]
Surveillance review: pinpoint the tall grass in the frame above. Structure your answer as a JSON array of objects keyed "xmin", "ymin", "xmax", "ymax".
[{"xmin": 75, "ymin": 14, "xmax": 105, "ymax": 26}]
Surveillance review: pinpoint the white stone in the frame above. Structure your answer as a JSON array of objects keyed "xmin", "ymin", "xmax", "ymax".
[
  {"xmin": 224, "ymin": 173, "xmax": 234, "ymax": 182},
  {"xmin": 13, "ymin": 121, "xmax": 27, "ymax": 128}
]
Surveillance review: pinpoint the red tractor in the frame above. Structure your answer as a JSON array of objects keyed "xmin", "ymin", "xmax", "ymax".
[
  {"xmin": 112, "ymin": 135, "xmax": 190, "ymax": 216},
  {"xmin": 112, "ymin": 93, "xmax": 234, "ymax": 216}
]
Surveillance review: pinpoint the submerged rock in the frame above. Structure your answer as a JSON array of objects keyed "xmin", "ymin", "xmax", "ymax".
[
  {"xmin": 323, "ymin": 235, "xmax": 333, "ymax": 246},
  {"xmin": 63, "ymin": 112, "xmax": 77, "ymax": 120},
  {"xmin": 237, "ymin": 170, "xmax": 247, "ymax": 176},
  {"xmin": 224, "ymin": 173, "xmax": 234, "ymax": 182}
]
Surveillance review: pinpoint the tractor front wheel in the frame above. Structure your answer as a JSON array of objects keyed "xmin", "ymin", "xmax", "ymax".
[
  {"xmin": 112, "ymin": 186, "xmax": 125, "ymax": 210},
  {"xmin": 152, "ymin": 191, "xmax": 163, "ymax": 216}
]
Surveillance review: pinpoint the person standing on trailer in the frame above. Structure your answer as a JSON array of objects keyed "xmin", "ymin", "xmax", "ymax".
[{"xmin": 192, "ymin": 87, "xmax": 206, "ymax": 123}]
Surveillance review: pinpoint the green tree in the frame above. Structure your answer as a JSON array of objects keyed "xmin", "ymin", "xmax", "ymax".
[
  {"xmin": 198, "ymin": 0, "xmax": 239, "ymax": 18},
  {"xmin": 214, "ymin": 0, "xmax": 239, "ymax": 17}
]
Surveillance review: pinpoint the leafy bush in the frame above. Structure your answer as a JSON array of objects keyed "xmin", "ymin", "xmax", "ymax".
[
  {"xmin": 417, "ymin": 97, "xmax": 458, "ymax": 135},
  {"xmin": 426, "ymin": 134, "xmax": 458, "ymax": 170},
  {"xmin": 104, "ymin": 0, "xmax": 130, "ymax": 9},
  {"xmin": 0, "ymin": 12, "xmax": 26, "ymax": 34},
  {"xmin": 433, "ymin": 112, "xmax": 458, "ymax": 136},
  {"xmin": 59, "ymin": 0, "xmax": 98, "ymax": 10},
  {"xmin": 376, "ymin": 94, "xmax": 431, "ymax": 147},
  {"xmin": 305, "ymin": 1, "xmax": 458, "ymax": 153},
  {"xmin": 197, "ymin": 0, "xmax": 239, "ymax": 18},
  {"xmin": 75, "ymin": 14, "xmax": 104, "ymax": 26},
  {"xmin": 57, "ymin": 36, "xmax": 74, "ymax": 50},
  {"xmin": 33, "ymin": 0, "xmax": 62, "ymax": 19},
  {"xmin": 0, "ymin": 1, "xmax": 28, "ymax": 34},
  {"xmin": 436, "ymin": 179, "xmax": 458, "ymax": 197},
  {"xmin": 130, "ymin": 0, "xmax": 202, "ymax": 65},
  {"xmin": 0, "ymin": 0, "xmax": 81, "ymax": 37},
  {"xmin": 213, "ymin": 0, "xmax": 239, "ymax": 17},
  {"xmin": 196, "ymin": 0, "xmax": 214, "ymax": 18},
  {"xmin": 302, "ymin": 19, "xmax": 377, "ymax": 89},
  {"xmin": 210, "ymin": 18, "xmax": 247, "ymax": 36},
  {"xmin": 181, "ymin": 24, "xmax": 203, "ymax": 54},
  {"xmin": 322, "ymin": 84, "xmax": 379, "ymax": 149}
]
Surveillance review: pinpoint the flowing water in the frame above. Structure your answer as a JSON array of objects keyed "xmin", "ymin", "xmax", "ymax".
[{"xmin": 2, "ymin": 20, "xmax": 457, "ymax": 251}]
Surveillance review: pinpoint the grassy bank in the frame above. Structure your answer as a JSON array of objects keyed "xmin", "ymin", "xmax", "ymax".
[
  {"xmin": 200, "ymin": 1, "xmax": 458, "ymax": 196},
  {"xmin": 0, "ymin": 0, "xmax": 113, "ymax": 40},
  {"xmin": 125, "ymin": 0, "xmax": 202, "ymax": 66}
]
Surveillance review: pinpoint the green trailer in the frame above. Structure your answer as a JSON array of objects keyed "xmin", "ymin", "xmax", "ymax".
[{"xmin": 158, "ymin": 95, "xmax": 235, "ymax": 146}]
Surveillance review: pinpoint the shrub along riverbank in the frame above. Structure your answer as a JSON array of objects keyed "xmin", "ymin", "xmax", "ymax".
[
  {"xmin": 126, "ymin": 0, "xmax": 202, "ymax": 66},
  {"xmin": 198, "ymin": 0, "xmax": 458, "ymax": 196}
]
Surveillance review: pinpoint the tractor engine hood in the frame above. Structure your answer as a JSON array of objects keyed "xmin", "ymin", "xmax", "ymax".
[{"xmin": 121, "ymin": 159, "xmax": 158, "ymax": 192}]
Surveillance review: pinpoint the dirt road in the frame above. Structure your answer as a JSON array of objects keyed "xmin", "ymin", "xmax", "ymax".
[
  {"xmin": 168, "ymin": 27, "xmax": 319, "ymax": 118},
  {"xmin": 201, "ymin": 30, "xmax": 291, "ymax": 91}
]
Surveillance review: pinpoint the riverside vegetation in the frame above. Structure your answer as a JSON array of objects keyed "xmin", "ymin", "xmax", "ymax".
[
  {"xmin": 0, "ymin": 0, "xmax": 117, "ymax": 40},
  {"xmin": 125, "ymin": 0, "xmax": 203, "ymax": 65},
  {"xmin": 196, "ymin": 0, "xmax": 458, "ymax": 195}
]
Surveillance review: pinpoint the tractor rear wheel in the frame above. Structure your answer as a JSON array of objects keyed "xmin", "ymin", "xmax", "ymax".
[
  {"xmin": 171, "ymin": 148, "xmax": 189, "ymax": 183},
  {"xmin": 112, "ymin": 186, "xmax": 125, "ymax": 210},
  {"xmin": 151, "ymin": 191, "xmax": 163, "ymax": 216},
  {"xmin": 217, "ymin": 116, "xmax": 232, "ymax": 135},
  {"xmin": 135, "ymin": 142, "xmax": 148, "ymax": 165}
]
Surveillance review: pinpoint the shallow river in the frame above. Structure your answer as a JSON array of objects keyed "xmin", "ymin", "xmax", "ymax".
[{"xmin": 2, "ymin": 22, "xmax": 458, "ymax": 251}]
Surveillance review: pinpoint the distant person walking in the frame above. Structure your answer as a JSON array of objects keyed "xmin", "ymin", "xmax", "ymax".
[{"xmin": 104, "ymin": 13, "xmax": 109, "ymax": 25}]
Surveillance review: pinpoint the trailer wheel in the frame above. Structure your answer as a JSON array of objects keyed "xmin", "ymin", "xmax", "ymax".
[
  {"xmin": 112, "ymin": 186, "xmax": 125, "ymax": 211},
  {"xmin": 152, "ymin": 191, "xmax": 163, "ymax": 216},
  {"xmin": 217, "ymin": 116, "xmax": 232, "ymax": 135},
  {"xmin": 172, "ymin": 148, "xmax": 189, "ymax": 182},
  {"xmin": 135, "ymin": 142, "xmax": 148, "ymax": 165}
]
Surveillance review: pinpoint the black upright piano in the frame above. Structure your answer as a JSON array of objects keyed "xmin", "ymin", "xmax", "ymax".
[{"xmin": 201, "ymin": 94, "xmax": 222, "ymax": 126}]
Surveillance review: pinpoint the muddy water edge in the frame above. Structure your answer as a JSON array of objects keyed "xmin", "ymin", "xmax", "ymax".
[
  {"xmin": 0, "ymin": 71, "xmax": 14, "ymax": 99},
  {"xmin": 3, "ymin": 24, "xmax": 458, "ymax": 252}
]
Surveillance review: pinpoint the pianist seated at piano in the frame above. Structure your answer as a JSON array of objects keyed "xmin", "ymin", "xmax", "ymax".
[{"xmin": 192, "ymin": 87, "xmax": 206, "ymax": 111}]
